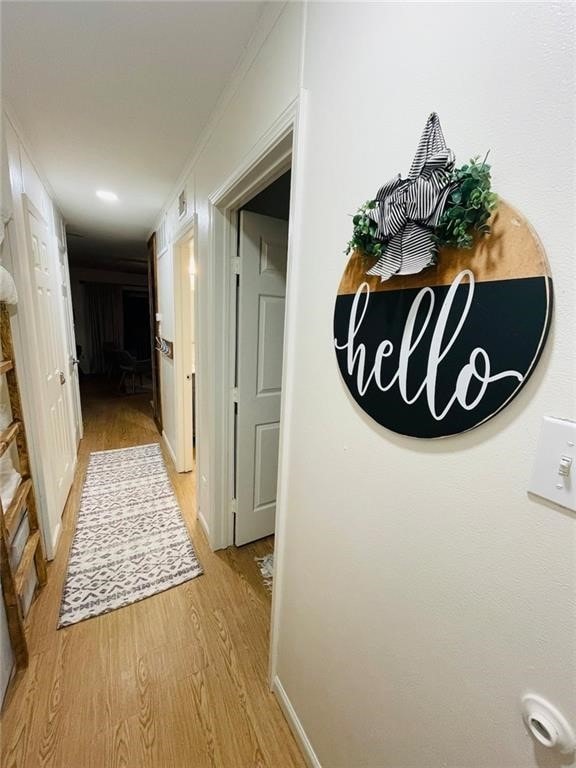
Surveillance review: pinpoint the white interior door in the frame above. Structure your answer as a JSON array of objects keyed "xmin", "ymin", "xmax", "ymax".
[
  {"xmin": 235, "ymin": 211, "xmax": 288, "ymax": 546},
  {"xmin": 58, "ymin": 244, "xmax": 83, "ymax": 446},
  {"xmin": 25, "ymin": 200, "xmax": 76, "ymax": 525}
]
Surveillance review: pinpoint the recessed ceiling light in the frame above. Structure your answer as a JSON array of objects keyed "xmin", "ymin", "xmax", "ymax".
[{"xmin": 96, "ymin": 190, "xmax": 119, "ymax": 202}]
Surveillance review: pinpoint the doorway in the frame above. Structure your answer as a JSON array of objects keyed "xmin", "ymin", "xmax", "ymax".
[
  {"xmin": 234, "ymin": 171, "xmax": 291, "ymax": 546},
  {"xmin": 205, "ymin": 118, "xmax": 296, "ymax": 557},
  {"xmin": 123, "ymin": 289, "xmax": 151, "ymax": 361}
]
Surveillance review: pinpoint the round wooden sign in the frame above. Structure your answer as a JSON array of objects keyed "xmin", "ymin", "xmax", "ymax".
[{"xmin": 333, "ymin": 202, "xmax": 553, "ymax": 438}]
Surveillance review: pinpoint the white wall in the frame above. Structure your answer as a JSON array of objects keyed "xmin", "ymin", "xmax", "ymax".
[{"xmin": 274, "ymin": 3, "xmax": 576, "ymax": 768}]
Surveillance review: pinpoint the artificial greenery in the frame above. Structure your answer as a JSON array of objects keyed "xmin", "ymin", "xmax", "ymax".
[
  {"xmin": 346, "ymin": 156, "xmax": 498, "ymax": 258},
  {"xmin": 346, "ymin": 200, "xmax": 384, "ymax": 258},
  {"xmin": 434, "ymin": 156, "xmax": 498, "ymax": 249}
]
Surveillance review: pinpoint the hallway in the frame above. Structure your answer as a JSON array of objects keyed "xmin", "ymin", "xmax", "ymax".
[
  {"xmin": 1, "ymin": 3, "xmax": 574, "ymax": 767},
  {"xmin": 0, "ymin": 388, "xmax": 303, "ymax": 768}
]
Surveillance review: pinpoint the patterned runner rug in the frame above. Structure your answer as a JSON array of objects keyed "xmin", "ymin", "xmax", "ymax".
[{"xmin": 59, "ymin": 443, "xmax": 203, "ymax": 628}]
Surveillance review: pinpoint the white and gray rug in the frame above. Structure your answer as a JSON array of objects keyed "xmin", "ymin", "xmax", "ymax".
[{"xmin": 59, "ymin": 443, "xmax": 203, "ymax": 628}]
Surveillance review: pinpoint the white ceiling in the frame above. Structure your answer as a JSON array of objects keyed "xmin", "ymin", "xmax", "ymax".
[{"xmin": 1, "ymin": 1, "xmax": 265, "ymax": 266}]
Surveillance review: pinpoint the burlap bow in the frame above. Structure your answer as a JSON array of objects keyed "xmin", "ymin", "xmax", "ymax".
[{"xmin": 366, "ymin": 113, "xmax": 456, "ymax": 282}]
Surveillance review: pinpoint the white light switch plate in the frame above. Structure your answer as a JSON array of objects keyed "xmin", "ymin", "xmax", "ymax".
[{"xmin": 529, "ymin": 417, "xmax": 576, "ymax": 512}]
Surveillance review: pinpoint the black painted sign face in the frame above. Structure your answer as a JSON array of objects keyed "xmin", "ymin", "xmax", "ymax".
[{"xmin": 334, "ymin": 203, "xmax": 553, "ymax": 438}]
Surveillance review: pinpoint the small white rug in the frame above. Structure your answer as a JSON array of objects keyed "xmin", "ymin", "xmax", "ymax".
[
  {"xmin": 59, "ymin": 443, "xmax": 203, "ymax": 628},
  {"xmin": 255, "ymin": 553, "xmax": 274, "ymax": 592}
]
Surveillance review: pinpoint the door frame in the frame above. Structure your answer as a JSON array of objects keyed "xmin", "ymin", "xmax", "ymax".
[
  {"xmin": 147, "ymin": 232, "xmax": 162, "ymax": 434},
  {"xmin": 208, "ymin": 116, "xmax": 294, "ymax": 551},
  {"xmin": 205, "ymin": 92, "xmax": 307, "ymax": 682},
  {"xmin": 173, "ymin": 218, "xmax": 196, "ymax": 474},
  {"xmin": 58, "ymin": 242, "xmax": 83, "ymax": 447}
]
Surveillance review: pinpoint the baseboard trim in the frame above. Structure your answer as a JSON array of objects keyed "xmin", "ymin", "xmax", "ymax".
[
  {"xmin": 162, "ymin": 430, "xmax": 177, "ymax": 467},
  {"xmin": 198, "ymin": 509, "xmax": 210, "ymax": 542},
  {"xmin": 47, "ymin": 520, "xmax": 62, "ymax": 561},
  {"xmin": 272, "ymin": 676, "xmax": 322, "ymax": 768}
]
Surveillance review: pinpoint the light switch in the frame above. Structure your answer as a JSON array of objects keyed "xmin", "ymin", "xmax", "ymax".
[{"xmin": 529, "ymin": 417, "xmax": 576, "ymax": 512}]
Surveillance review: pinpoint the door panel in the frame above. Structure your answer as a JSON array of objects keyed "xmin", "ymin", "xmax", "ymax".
[
  {"xmin": 25, "ymin": 202, "xmax": 75, "ymax": 526},
  {"xmin": 257, "ymin": 295, "xmax": 285, "ymax": 394},
  {"xmin": 235, "ymin": 211, "xmax": 288, "ymax": 546},
  {"xmin": 254, "ymin": 422, "xmax": 280, "ymax": 508}
]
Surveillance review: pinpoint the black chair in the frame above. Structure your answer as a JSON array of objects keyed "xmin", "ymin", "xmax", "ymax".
[{"xmin": 115, "ymin": 350, "xmax": 151, "ymax": 394}]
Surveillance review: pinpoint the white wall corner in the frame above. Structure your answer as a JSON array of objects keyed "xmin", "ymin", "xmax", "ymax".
[
  {"xmin": 272, "ymin": 676, "xmax": 322, "ymax": 768},
  {"xmin": 3, "ymin": 105, "xmax": 59, "ymax": 206}
]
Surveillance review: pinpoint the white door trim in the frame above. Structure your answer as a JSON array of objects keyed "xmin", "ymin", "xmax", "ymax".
[
  {"xmin": 207, "ymin": 97, "xmax": 297, "ymax": 553},
  {"xmin": 268, "ymin": 91, "xmax": 309, "ymax": 688},
  {"xmin": 59, "ymin": 243, "xmax": 83, "ymax": 444},
  {"xmin": 204, "ymin": 91, "xmax": 308, "ymax": 688},
  {"xmin": 57, "ymin": 241, "xmax": 83, "ymax": 449}
]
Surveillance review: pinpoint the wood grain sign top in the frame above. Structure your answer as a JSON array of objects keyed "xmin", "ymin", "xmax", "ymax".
[{"xmin": 333, "ymin": 202, "xmax": 553, "ymax": 438}]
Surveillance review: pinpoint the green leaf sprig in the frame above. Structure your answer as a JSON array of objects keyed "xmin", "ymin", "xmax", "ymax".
[
  {"xmin": 435, "ymin": 155, "xmax": 498, "ymax": 249},
  {"xmin": 345, "ymin": 200, "xmax": 384, "ymax": 257}
]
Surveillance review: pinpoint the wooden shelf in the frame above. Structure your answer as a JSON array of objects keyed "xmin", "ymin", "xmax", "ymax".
[
  {"xmin": 4, "ymin": 479, "xmax": 32, "ymax": 541},
  {"xmin": 0, "ymin": 301, "xmax": 47, "ymax": 681},
  {"xmin": 0, "ymin": 420, "xmax": 21, "ymax": 458},
  {"xmin": 14, "ymin": 530, "xmax": 40, "ymax": 596}
]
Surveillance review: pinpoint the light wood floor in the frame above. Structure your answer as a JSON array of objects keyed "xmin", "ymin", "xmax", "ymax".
[{"xmin": 1, "ymin": 383, "xmax": 305, "ymax": 768}]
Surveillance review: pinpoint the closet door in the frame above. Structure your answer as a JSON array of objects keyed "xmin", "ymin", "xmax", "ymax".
[
  {"xmin": 235, "ymin": 212, "xmax": 288, "ymax": 546},
  {"xmin": 24, "ymin": 196, "xmax": 75, "ymax": 530}
]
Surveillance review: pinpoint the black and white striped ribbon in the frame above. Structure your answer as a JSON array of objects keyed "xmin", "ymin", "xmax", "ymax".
[{"xmin": 366, "ymin": 113, "xmax": 456, "ymax": 282}]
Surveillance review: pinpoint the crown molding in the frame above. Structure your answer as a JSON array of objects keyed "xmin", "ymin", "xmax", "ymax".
[
  {"xmin": 149, "ymin": 1, "xmax": 288, "ymax": 236},
  {"xmin": 2, "ymin": 101, "xmax": 60, "ymax": 211}
]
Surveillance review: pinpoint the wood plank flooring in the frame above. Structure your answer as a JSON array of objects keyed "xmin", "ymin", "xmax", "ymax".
[{"xmin": 1, "ymin": 384, "xmax": 305, "ymax": 768}]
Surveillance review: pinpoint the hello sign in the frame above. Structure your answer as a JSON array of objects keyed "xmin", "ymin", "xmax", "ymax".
[{"xmin": 334, "ymin": 202, "xmax": 553, "ymax": 438}]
